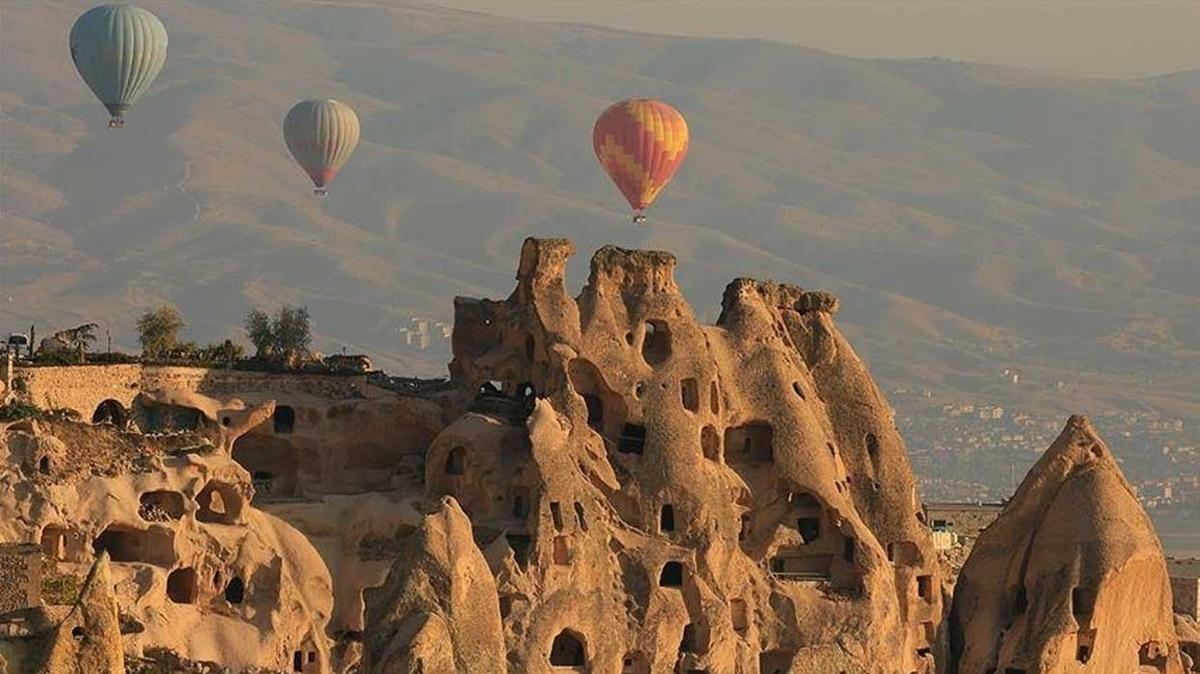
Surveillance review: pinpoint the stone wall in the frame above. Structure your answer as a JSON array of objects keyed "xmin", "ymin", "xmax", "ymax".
[
  {"xmin": 1170, "ymin": 559, "xmax": 1200, "ymax": 619},
  {"xmin": 12, "ymin": 364, "xmax": 371, "ymax": 419},
  {"xmin": 0, "ymin": 544, "xmax": 42, "ymax": 615},
  {"xmin": 925, "ymin": 502, "xmax": 1003, "ymax": 538}
]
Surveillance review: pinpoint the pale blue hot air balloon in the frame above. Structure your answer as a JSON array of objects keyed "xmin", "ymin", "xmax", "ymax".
[{"xmin": 69, "ymin": 4, "xmax": 168, "ymax": 128}]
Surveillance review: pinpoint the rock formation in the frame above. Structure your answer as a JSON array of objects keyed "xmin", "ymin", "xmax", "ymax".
[
  {"xmin": 374, "ymin": 238, "xmax": 946, "ymax": 673},
  {"xmin": 0, "ymin": 403, "xmax": 333, "ymax": 672},
  {"xmin": 0, "ymin": 238, "xmax": 1188, "ymax": 674},
  {"xmin": 0, "ymin": 552, "xmax": 125, "ymax": 674},
  {"xmin": 363, "ymin": 497, "xmax": 505, "ymax": 673},
  {"xmin": 1176, "ymin": 614, "xmax": 1199, "ymax": 672},
  {"xmin": 39, "ymin": 552, "xmax": 124, "ymax": 674},
  {"xmin": 948, "ymin": 415, "xmax": 1187, "ymax": 674}
]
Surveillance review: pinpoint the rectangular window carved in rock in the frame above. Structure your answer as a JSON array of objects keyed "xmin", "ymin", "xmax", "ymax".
[
  {"xmin": 797, "ymin": 517, "xmax": 820, "ymax": 543},
  {"xmin": 552, "ymin": 536, "xmax": 570, "ymax": 565},
  {"xmin": 273, "ymin": 406, "xmax": 295, "ymax": 434},
  {"xmin": 550, "ymin": 502, "xmax": 564, "ymax": 531},
  {"xmin": 642, "ymin": 320, "xmax": 671, "ymax": 365},
  {"xmin": 618, "ymin": 424, "xmax": 646, "ymax": 454},
  {"xmin": 680, "ymin": 378, "xmax": 699, "ymax": 413},
  {"xmin": 446, "ymin": 447, "xmax": 466, "ymax": 476},
  {"xmin": 917, "ymin": 575, "xmax": 933, "ymax": 602},
  {"xmin": 725, "ymin": 423, "xmax": 773, "ymax": 463},
  {"xmin": 660, "ymin": 504, "xmax": 676, "ymax": 533},
  {"xmin": 167, "ymin": 567, "xmax": 198, "ymax": 604},
  {"xmin": 701, "ymin": 426, "xmax": 720, "ymax": 461},
  {"xmin": 730, "ymin": 598, "xmax": 748, "ymax": 632}
]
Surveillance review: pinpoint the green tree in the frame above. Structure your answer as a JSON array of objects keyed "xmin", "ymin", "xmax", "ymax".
[
  {"xmin": 137, "ymin": 306, "xmax": 186, "ymax": 359},
  {"xmin": 244, "ymin": 310, "xmax": 274, "ymax": 359},
  {"xmin": 273, "ymin": 306, "xmax": 311, "ymax": 364},
  {"xmin": 47, "ymin": 322, "xmax": 99, "ymax": 364},
  {"xmin": 63, "ymin": 323, "xmax": 98, "ymax": 353},
  {"xmin": 243, "ymin": 305, "xmax": 311, "ymax": 367}
]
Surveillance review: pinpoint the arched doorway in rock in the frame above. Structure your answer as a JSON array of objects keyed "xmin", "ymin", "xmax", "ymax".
[
  {"xmin": 445, "ymin": 446, "xmax": 467, "ymax": 476},
  {"xmin": 549, "ymin": 629, "xmax": 587, "ymax": 668},
  {"xmin": 167, "ymin": 567, "xmax": 199, "ymax": 604},
  {"xmin": 273, "ymin": 405, "xmax": 296, "ymax": 434},
  {"xmin": 224, "ymin": 576, "xmax": 245, "ymax": 604},
  {"xmin": 92, "ymin": 399, "xmax": 128, "ymax": 427},
  {"xmin": 232, "ymin": 434, "xmax": 304, "ymax": 500}
]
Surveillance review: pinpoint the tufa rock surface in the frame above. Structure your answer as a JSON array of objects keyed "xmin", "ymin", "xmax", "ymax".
[
  {"xmin": 0, "ymin": 238, "xmax": 1186, "ymax": 674},
  {"xmin": 363, "ymin": 496, "xmax": 505, "ymax": 674},
  {"xmin": 395, "ymin": 237, "xmax": 945, "ymax": 673},
  {"xmin": 0, "ymin": 399, "xmax": 333, "ymax": 673},
  {"xmin": 39, "ymin": 552, "xmax": 124, "ymax": 674},
  {"xmin": 948, "ymin": 415, "xmax": 1187, "ymax": 674}
]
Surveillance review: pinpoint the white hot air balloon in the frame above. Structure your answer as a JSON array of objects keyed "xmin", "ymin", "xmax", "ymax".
[{"xmin": 283, "ymin": 99, "xmax": 361, "ymax": 197}]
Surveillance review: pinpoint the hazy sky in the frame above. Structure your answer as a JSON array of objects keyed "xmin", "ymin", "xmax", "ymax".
[{"xmin": 428, "ymin": 0, "xmax": 1200, "ymax": 78}]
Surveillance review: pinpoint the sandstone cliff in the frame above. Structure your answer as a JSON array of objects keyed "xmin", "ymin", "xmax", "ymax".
[
  {"xmin": 0, "ymin": 406, "xmax": 332, "ymax": 673},
  {"xmin": 374, "ymin": 238, "xmax": 945, "ymax": 673},
  {"xmin": 39, "ymin": 553, "xmax": 124, "ymax": 674},
  {"xmin": 949, "ymin": 415, "xmax": 1187, "ymax": 674},
  {"xmin": 0, "ymin": 239, "xmax": 1187, "ymax": 674},
  {"xmin": 363, "ymin": 496, "xmax": 505, "ymax": 673}
]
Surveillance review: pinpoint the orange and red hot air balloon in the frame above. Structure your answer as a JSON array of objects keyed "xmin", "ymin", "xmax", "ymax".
[{"xmin": 593, "ymin": 98, "xmax": 689, "ymax": 224}]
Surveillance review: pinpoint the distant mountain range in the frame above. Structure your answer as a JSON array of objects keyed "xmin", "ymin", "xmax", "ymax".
[{"xmin": 3, "ymin": 0, "xmax": 1198, "ymax": 423}]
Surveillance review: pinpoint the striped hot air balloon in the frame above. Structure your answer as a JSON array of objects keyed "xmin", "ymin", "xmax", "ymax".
[
  {"xmin": 283, "ymin": 99, "xmax": 360, "ymax": 197},
  {"xmin": 69, "ymin": 4, "xmax": 169, "ymax": 128},
  {"xmin": 593, "ymin": 98, "xmax": 689, "ymax": 224}
]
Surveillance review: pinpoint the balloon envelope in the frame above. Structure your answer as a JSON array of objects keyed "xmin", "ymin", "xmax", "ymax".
[
  {"xmin": 593, "ymin": 98, "xmax": 689, "ymax": 214},
  {"xmin": 70, "ymin": 4, "xmax": 168, "ymax": 122},
  {"xmin": 283, "ymin": 99, "xmax": 361, "ymax": 191}
]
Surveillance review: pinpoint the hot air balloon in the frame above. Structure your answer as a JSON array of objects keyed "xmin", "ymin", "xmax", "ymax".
[
  {"xmin": 283, "ymin": 99, "xmax": 360, "ymax": 197},
  {"xmin": 593, "ymin": 98, "xmax": 689, "ymax": 224},
  {"xmin": 69, "ymin": 4, "xmax": 168, "ymax": 128}
]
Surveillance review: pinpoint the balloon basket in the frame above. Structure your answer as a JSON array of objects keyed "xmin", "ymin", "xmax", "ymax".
[
  {"xmin": 313, "ymin": 188, "xmax": 328, "ymax": 198},
  {"xmin": 632, "ymin": 213, "xmax": 647, "ymax": 225},
  {"xmin": 108, "ymin": 118, "xmax": 126, "ymax": 129}
]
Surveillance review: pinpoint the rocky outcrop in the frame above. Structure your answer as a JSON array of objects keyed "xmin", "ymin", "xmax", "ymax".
[
  {"xmin": 414, "ymin": 238, "xmax": 944, "ymax": 673},
  {"xmin": 39, "ymin": 553, "xmax": 124, "ymax": 674},
  {"xmin": 1, "ymin": 238, "xmax": 1186, "ymax": 674},
  {"xmin": 363, "ymin": 497, "xmax": 505, "ymax": 673},
  {"xmin": 0, "ymin": 410, "xmax": 333, "ymax": 673},
  {"xmin": 949, "ymin": 415, "xmax": 1186, "ymax": 673},
  {"xmin": 1176, "ymin": 614, "xmax": 1199, "ymax": 672}
]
